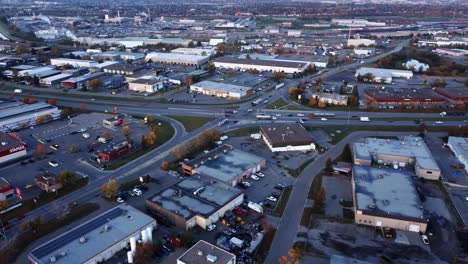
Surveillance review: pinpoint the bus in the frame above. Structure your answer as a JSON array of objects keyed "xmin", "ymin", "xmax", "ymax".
[{"xmin": 256, "ymin": 114, "xmax": 272, "ymax": 120}]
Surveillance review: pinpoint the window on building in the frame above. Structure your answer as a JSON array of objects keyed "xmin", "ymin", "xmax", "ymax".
[
  {"xmin": 427, "ymin": 171, "xmax": 432, "ymax": 174},
  {"xmin": 5, "ymin": 193, "xmax": 13, "ymax": 199}
]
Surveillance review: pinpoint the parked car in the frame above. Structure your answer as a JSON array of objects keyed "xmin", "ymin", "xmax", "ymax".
[
  {"xmin": 275, "ymin": 183, "xmax": 286, "ymax": 190},
  {"xmin": 207, "ymin": 224, "xmax": 216, "ymax": 231},
  {"xmin": 132, "ymin": 188, "xmax": 142, "ymax": 196},
  {"xmin": 48, "ymin": 161, "xmax": 59, "ymax": 167},
  {"xmin": 266, "ymin": 196, "xmax": 278, "ymax": 202},
  {"xmin": 116, "ymin": 197, "xmax": 125, "ymax": 203},
  {"xmin": 271, "ymin": 192, "xmax": 280, "ymax": 199},
  {"xmin": 162, "ymin": 243, "xmax": 175, "ymax": 252},
  {"xmin": 421, "ymin": 235, "xmax": 429, "ymax": 245},
  {"xmin": 242, "ymin": 181, "xmax": 252, "ymax": 187},
  {"xmin": 257, "ymin": 172, "xmax": 265, "ymax": 177},
  {"xmin": 251, "ymin": 175, "xmax": 260, "ymax": 181}
]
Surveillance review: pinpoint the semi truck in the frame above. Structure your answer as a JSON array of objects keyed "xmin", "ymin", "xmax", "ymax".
[{"xmin": 256, "ymin": 114, "xmax": 272, "ymax": 120}]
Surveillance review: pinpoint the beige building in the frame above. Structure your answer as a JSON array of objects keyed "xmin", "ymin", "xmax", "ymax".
[
  {"xmin": 178, "ymin": 240, "xmax": 236, "ymax": 264},
  {"xmin": 128, "ymin": 78, "xmax": 163, "ymax": 93},
  {"xmin": 352, "ymin": 166, "xmax": 428, "ymax": 233},
  {"xmin": 353, "ymin": 136, "xmax": 440, "ymax": 180},
  {"xmin": 312, "ymin": 92, "xmax": 348, "ymax": 106}
]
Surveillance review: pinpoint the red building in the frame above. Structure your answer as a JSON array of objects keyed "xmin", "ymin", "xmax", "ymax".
[
  {"xmin": 434, "ymin": 88, "xmax": 468, "ymax": 105},
  {"xmin": 0, "ymin": 132, "xmax": 27, "ymax": 164},
  {"xmin": 98, "ymin": 140, "xmax": 133, "ymax": 161}
]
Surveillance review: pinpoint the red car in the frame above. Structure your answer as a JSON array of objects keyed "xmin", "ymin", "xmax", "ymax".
[{"xmin": 308, "ymin": 113, "xmax": 315, "ymax": 117}]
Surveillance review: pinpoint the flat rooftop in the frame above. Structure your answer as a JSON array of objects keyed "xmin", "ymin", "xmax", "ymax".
[
  {"xmin": 353, "ymin": 166, "xmax": 425, "ymax": 222},
  {"xmin": 221, "ymin": 74, "xmax": 268, "ymax": 87},
  {"xmin": 186, "ymin": 145, "xmax": 265, "ymax": 182},
  {"xmin": 130, "ymin": 78, "xmax": 161, "ymax": 85},
  {"xmin": 41, "ymin": 73, "xmax": 72, "ymax": 82},
  {"xmin": 178, "ymin": 240, "xmax": 235, "ymax": 264},
  {"xmin": 356, "ymin": 67, "xmax": 412, "ymax": 78},
  {"xmin": 261, "ymin": 124, "xmax": 314, "ymax": 148},
  {"xmin": 29, "ymin": 205, "xmax": 156, "ymax": 264},
  {"xmin": 0, "ymin": 132, "xmax": 24, "ymax": 153},
  {"xmin": 145, "ymin": 52, "xmax": 209, "ymax": 62},
  {"xmin": 275, "ymin": 54, "xmax": 329, "ymax": 63},
  {"xmin": 0, "ymin": 102, "xmax": 58, "ymax": 122},
  {"xmin": 434, "ymin": 87, "xmax": 468, "ymax": 101},
  {"xmin": 364, "ymin": 87, "xmax": 445, "ymax": 102},
  {"xmin": 449, "ymin": 137, "xmax": 468, "ymax": 155},
  {"xmin": 192, "ymin": 80, "xmax": 251, "ymax": 94},
  {"xmin": 147, "ymin": 176, "xmax": 243, "ymax": 219},
  {"xmin": 214, "ymin": 57, "xmax": 308, "ymax": 69},
  {"xmin": 354, "ymin": 136, "xmax": 440, "ymax": 171}
]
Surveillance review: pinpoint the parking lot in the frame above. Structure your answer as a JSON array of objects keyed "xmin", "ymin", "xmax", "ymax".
[{"xmin": 0, "ymin": 112, "xmax": 151, "ymax": 199}]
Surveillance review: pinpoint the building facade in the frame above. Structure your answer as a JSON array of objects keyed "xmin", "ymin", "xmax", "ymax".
[
  {"xmin": 260, "ymin": 124, "xmax": 316, "ymax": 152},
  {"xmin": 448, "ymin": 137, "xmax": 468, "ymax": 174},
  {"xmin": 128, "ymin": 78, "xmax": 164, "ymax": 93}
]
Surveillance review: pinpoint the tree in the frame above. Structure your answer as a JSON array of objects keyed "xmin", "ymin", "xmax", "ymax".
[
  {"xmin": 180, "ymin": 231, "xmax": 195, "ymax": 247},
  {"xmin": 288, "ymin": 87, "xmax": 297, "ymax": 95},
  {"xmin": 245, "ymin": 54, "xmax": 251, "ymax": 59},
  {"xmin": 0, "ymin": 200, "xmax": 8, "ymax": 211},
  {"xmin": 184, "ymin": 76, "xmax": 193, "ymax": 87},
  {"xmin": 144, "ymin": 115, "xmax": 154, "ymax": 124},
  {"xmin": 69, "ymin": 144, "xmax": 78, "ymax": 153},
  {"xmin": 47, "ymin": 98, "xmax": 57, "ymax": 105},
  {"xmin": 36, "ymin": 144, "xmax": 45, "ymax": 157},
  {"xmin": 145, "ymin": 131, "xmax": 157, "ymax": 146},
  {"xmin": 418, "ymin": 122, "xmax": 427, "ymax": 136},
  {"xmin": 308, "ymin": 97, "xmax": 317, "ymax": 106},
  {"xmin": 317, "ymin": 100, "xmax": 326, "ymax": 108},
  {"xmin": 135, "ymin": 243, "xmax": 154, "ymax": 263},
  {"xmin": 279, "ymin": 248, "xmax": 300, "ymax": 264},
  {"xmin": 273, "ymin": 71, "xmax": 286, "ymax": 82},
  {"xmin": 101, "ymin": 179, "xmax": 118, "ymax": 199},
  {"xmin": 175, "ymin": 84, "xmax": 180, "ymax": 91},
  {"xmin": 210, "ymin": 129, "xmax": 222, "ymax": 141},
  {"xmin": 80, "ymin": 103, "xmax": 87, "ymax": 112},
  {"xmin": 327, "ymin": 56, "xmax": 335, "ymax": 66},
  {"xmin": 50, "ymin": 47, "xmax": 61, "ymax": 57},
  {"xmin": 160, "ymin": 161, "xmax": 169, "ymax": 170},
  {"xmin": 15, "ymin": 46, "xmax": 28, "ymax": 55},
  {"xmin": 207, "ymin": 62, "xmax": 216, "ymax": 73},
  {"xmin": 102, "ymin": 131, "xmax": 112, "ymax": 140},
  {"xmin": 57, "ymin": 171, "xmax": 78, "ymax": 186},
  {"xmin": 193, "ymin": 135, "xmax": 201, "ymax": 149},
  {"xmin": 122, "ymin": 125, "xmax": 130, "ymax": 137},
  {"xmin": 88, "ymin": 79, "xmax": 102, "ymax": 91},
  {"xmin": 325, "ymin": 157, "xmax": 333, "ymax": 174},
  {"xmin": 342, "ymin": 143, "xmax": 352, "ymax": 162},
  {"xmin": 171, "ymin": 146, "xmax": 184, "ymax": 159},
  {"xmin": 188, "ymin": 41, "xmax": 195, "ymax": 48}
]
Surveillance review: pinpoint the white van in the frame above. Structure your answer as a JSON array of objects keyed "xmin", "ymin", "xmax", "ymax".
[{"xmin": 14, "ymin": 89, "xmax": 22, "ymax": 94}]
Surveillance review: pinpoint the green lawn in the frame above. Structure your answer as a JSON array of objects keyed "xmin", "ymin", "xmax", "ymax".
[
  {"xmin": 266, "ymin": 98, "xmax": 290, "ymax": 109},
  {"xmin": 225, "ymin": 126, "xmax": 260, "ymax": 137},
  {"xmin": 105, "ymin": 118, "xmax": 175, "ymax": 170},
  {"xmin": 165, "ymin": 115, "xmax": 214, "ymax": 132}
]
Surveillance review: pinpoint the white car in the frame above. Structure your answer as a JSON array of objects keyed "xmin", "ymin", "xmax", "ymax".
[
  {"xmin": 320, "ymin": 118, "xmax": 328, "ymax": 121},
  {"xmin": 251, "ymin": 175, "xmax": 260, "ymax": 181},
  {"xmin": 116, "ymin": 197, "xmax": 125, "ymax": 203},
  {"xmin": 132, "ymin": 188, "xmax": 142, "ymax": 196},
  {"xmin": 297, "ymin": 113, "xmax": 305, "ymax": 117},
  {"xmin": 421, "ymin": 234, "xmax": 429, "ymax": 245},
  {"xmin": 78, "ymin": 128, "xmax": 87, "ymax": 133},
  {"xmin": 275, "ymin": 114, "xmax": 282, "ymax": 117},
  {"xmin": 82, "ymin": 133, "xmax": 90, "ymax": 139},
  {"xmin": 257, "ymin": 172, "xmax": 265, "ymax": 177},
  {"xmin": 266, "ymin": 196, "xmax": 278, "ymax": 202},
  {"xmin": 48, "ymin": 161, "xmax": 59, "ymax": 167},
  {"xmin": 207, "ymin": 224, "xmax": 216, "ymax": 232},
  {"xmin": 247, "ymin": 109, "xmax": 253, "ymax": 112},
  {"xmin": 435, "ymin": 121, "xmax": 444, "ymax": 124},
  {"xmin": 242, "ymin": 181, "xmax": 252, "ymax": 187},
  {"xmin": 272, "ymin": 116, "xmax": 277, "ymax": 120}
]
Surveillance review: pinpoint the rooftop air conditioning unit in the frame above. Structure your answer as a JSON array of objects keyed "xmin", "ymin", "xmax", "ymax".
[
  {"xmin": 79, "ymin": 237, "xmax": 87, "ymax": 243},
  {"xmin": 197, "ymin": 250, "xmax": 203, "ymax": 256},
  {"xmin": 207, "ymin": 255, "xmax": 218, "ymax": 263}
]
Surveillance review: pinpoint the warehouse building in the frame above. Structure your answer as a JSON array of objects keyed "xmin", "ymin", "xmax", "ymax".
[
  {"xmin": 311, "ymin": 92, "xmax": 349, "ymax": 106},
  {"xmin": 145, "ymin": 52, "xmax": 210, "ymax": 66},
  {"xmin": 274, "ymin": 54, "xmax": 328, "ymax": 68},
  {"xmin": 128, "ymin": 78, "xmax": 163, "ymax": 93},
  {"xmin": 61, "ymin": 72, "xmax": 106, "ymax": 89},
  {"xmin": 355, "ymin": 67, "xmax": 413, "ymax": 84},
  {"xmin": 364, "ymin": 87, "xmax": 445, "ymax": 107},
  {"xmin": 178, "ymin": 240, "xmax": 236, "ymax": 264},
  {"xmin": 92, "ymin": 51, "xmax": 145, "ymax": 61},
  {"xmin": 182, "ymin": 144, "xmax": 266, "ymax": 186},
  {"xmin": 171, "ymin": 47, "xmax": 216, "ymax": 56},
  {"xmin": 352, "ymin": 166, "xmax": 428, "ymax": 233},
  {"xmin": 347, "ymin": 38, "xmax": 376, "ymax": 47},
  {"xmin": 190, "ymin": 80, "xmax": 253, "ymax": 99},
  {"xmin": 260, "ymin": 124, "xmax": 315, "ymax": 152},
  {"xmin": 434, "ymin": 88, "xmax": 468, "ymax": 104},
  {"xmin": 39, "ymin": 73, "xmax": 72, "ymax": 87},
  {"xmin": 50, "ymin": 58, "xmax": 98, "ymax": 68},
  {"xmin": 214, "ymin": 57, "xmax": 309, "ymax": 74},
  {"xmin": 0, "ymin": 177, "xmax": 22, "ymax": 213},
  {"xmin": 0, "ymin": 102, "xmax": 61, "ymax": 132},
  {"xmin": 18, "ymin": 66, "xmax": 54, "ymax": 78},
  {"xmin": 146, "ymin": 176, "xmax": 244, "ymax": 230},
  {"xmin": 28, "ymin": 205, "xmax": 157, "ymax": 264},
  {"xmin": 448, "ymin": 137, "xmax": 468, "ymax": 174},
  {"xmin": 353, "ymin": 136, "xmax": 441, "ymax": 180},
  {"xmin": 0, "ymin": 132, "xmax": 27, "ymax": 164},
  {"xmin": 103, "ymin": 63, "xmax": 146, "ymax": 76}
]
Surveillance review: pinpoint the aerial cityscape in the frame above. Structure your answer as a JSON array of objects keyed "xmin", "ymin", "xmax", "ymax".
[{"xmin": 0, "ymin": 0, "xmax": 467, "ymax": 263}]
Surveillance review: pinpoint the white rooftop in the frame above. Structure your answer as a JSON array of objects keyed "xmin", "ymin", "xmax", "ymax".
[
  {"xmin": 192, "ymin": 80, "xmax": 250, "ymax": 94},
  {"xmin": 355, "ymin": 67, "xmax": 413, "ymax": 78}
]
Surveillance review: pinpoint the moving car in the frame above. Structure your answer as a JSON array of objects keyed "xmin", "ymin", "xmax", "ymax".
[
  {"xmin": 320, "ymin": 118, "xmax": 328, "ymax": 121},
  {"xmin": 48, "ymin": 161, "xmax": 59, "ymax": 167},
  {"xmin": 297, "ymin": 113, "xmax": 305, "ymax": 117},
  {"xmin": 116, "ymin": 197, "xmax": 125, "ymax": 203},
  {"xmin": 421, "ymin": 234, "xmax": 429, "ymax": 245},
  {"xmin": 435, "ymin": 121, "xmax": 444, "ymax": 124}
]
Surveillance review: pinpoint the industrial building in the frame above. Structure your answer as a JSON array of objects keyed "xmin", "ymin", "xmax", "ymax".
[
  {"xmin": 434, "ymin": 88, "xmax": 468, "ymax": 104},
  {"xmin": 128, "ymin": 78, "xmax": 163, "ymax": 93},
  {"xmin": 190, "ymin": 80, "xmax": 253, "ymax": 99},
  {"xmin": 92, "ymin": 51, "xmax": 145, "ymax": 61},
  {"xmin": 352, "ymin": 166, "xmax": 428, "ymax": 233},
  {"xmin": 182, "ymin": 144, "xmax": 266, "ymax": 186},
  {"xmin": 39, "ymin": 73, "xmax": 72, "ymax": 87},
  {"xmin": 364, "ymin": 87, "xmax": 445, "ymax": 107},
  {"xmin": 34, "ymin": 173, "xmax": 63, "ymax": 193},
  {"xmin": 347, "ymin": 38, "xmax": 376, "ymax": 47},
  {"xmin": 145, "ymin": 52, "xmax": 210, "ymax": 66},
  {"xmin": 311, "ymin": 92, "xmax": 349, "ymax": 106},
  {"xmin": 0, "ymin": 177, "xmax": 22, "ymax": 213},
  {"xmin": 61, "ymin": 72, "xmax": 106, "ymax": 89},
  {"xmin": 0, "ymin": 132, "xmax": 27, "ymax": 164},
  {"xmin": 214, "ymin": 57, "xmax": 309, "ymax": 74},
  {"xmin": 356, "ymin": 67, "xmax": 413, "ymax": 83},
  {"xmin": 171, "ymin": 47, "xmax": 216, "ymax": 56},
  {"xmin": 274, "ymin": 54, "xmax": 328, "ymax": 68},
  {"xmin": 103, "ymin": 63, "xmax": 146, "ymax": 76},
  {"xmin": 434, "ymin": 48, "xmax": 468, "ymax": 57},
  {"xmin": 146, "ymin": 176, "xmax": 244, "ymax": 230},
  {"xmin": 353, "ymin": 136, "xmax": 441, "ymax": 180},
  {"xmin": 0, "ymin": 101, "xmax": 61, "ymax": 132},
  {"xmin": 50, "ymin": 58, "xmax": 98, "ymax": 68},
  {"xmin": 177, "ymin": 240, "xmax": 236, "ymax": 264},
  {"xmin": 448, "ymin": 137, "xmax": 468, "ymax": 174},
  {"xmin": 18, "ymin": 66, "xmax": 54, "ymax": 78},
  {"xmin": 28, "ymin": 205, "xmax": 157, "ymax": 264},
  {"xmin": 260, "ymin": 124, "xmax": 316, "ymax": 152}
]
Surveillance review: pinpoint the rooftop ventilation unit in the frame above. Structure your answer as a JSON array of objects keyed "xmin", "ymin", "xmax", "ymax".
[
  {"xmin": 206, "ymin": 254, "xmax": 218, "ymax": 263},
  {"xmin": 197, "ymin": 250, "xmax": 203, "ymax": 256},
  {"xmin": 368, "ymin": 204, "xmax": 376, "ymax": 209},
  {"xmin": 79, "ymin": 237, "xmax": 87, "ymax": 243},
  {"xmin": 1, "ymin": 142, "xmax": 7, "ymax": 146}
]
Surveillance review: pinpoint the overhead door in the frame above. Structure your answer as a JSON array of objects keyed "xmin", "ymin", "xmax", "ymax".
[{"xmin": 408, "ymin": 224, "xmax": 420, "ymax": 232}]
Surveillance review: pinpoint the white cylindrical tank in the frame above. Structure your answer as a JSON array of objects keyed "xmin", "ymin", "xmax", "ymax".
[
  {"xmin": 130, "ymin": 237, "xmax": 136, "ymax": 252},
  {"xmin": 146, "ymin": 226, "xmax": 153, "ymax": 242},
  {"xmin": 141, "ymin": 229, "xmax": 148, "ymax": 243},
  {"xmin": 127, "ymin": 251, "xmax": 134, "ymax": 264}
]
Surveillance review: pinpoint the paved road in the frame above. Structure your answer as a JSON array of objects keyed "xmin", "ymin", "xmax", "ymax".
[{"xmin": 264, "ymin": 131, "xmax": 448, "ymax": 264}]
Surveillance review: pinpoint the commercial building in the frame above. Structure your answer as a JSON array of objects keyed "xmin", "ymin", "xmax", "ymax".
[
  {"xmin": 50, "ymin": 58, "xmax": 98, "ymax": 68},
  {"xmin": 98, "ymin": 140, "xmax": 134, "ymax": 161},
  {"xmin": 434, "ymin": 48, "xmax": 468, "ymax": 57},
  {"xmin": 18, "ymin": 66, "xmax": 54, "ymax": 78},
  {"xmin": 0, "ymin": 177, "xmax": 22, "ymax": 213},
  {"xmin": 448, "ymin": 137, "xmax": 468, "ymax": 174},
  {"xmin": 0, "ymin": 132, "xmax": 27, "ymax": 163},
  {"xmin": 145, "ymin": 52, "xmax": 210, "ymax": 66},
  {"xmin": 352, "ymin": 166, "xmax": 428, "ymax": 233},
  {"xmin": 260, "ymin": 124, "xmax": 315, "ymax": 152},
  {"xmin": 61, "ymin": 72, "xmax": 106, "ymax": 89},
  {"xmin": 418, "ymin": 39, "xmax": 468, "ymax": 47},
  {"xmin": 0, "ymin": 101, "xmax": 61, "ymax": 132},
  {"xmin": 364, "ymin": 87, "xmax": 445, "ymax": 107},
  {"xmin": 171, "ymin": 47, "xmax": 216, "ymax": 56},
  {"xmin": 92, "ymin": 51, "xmax": 145, "ymax": 61},
  {"xmin": 274, "ymin": 54, "xmax": 328, "ymax": 68},
  {"xmin": 103, "ymin": 63, "xmax": 146, "ymax": 76},
  {"xmin": 128, "ymin": 78, "xmax": 163, "ymax": 93},
  {"xmin": 312, "ymin": 92, "xmax": 349, "ymax": 106},
  {"xmin": 347, "ymin": 38, "xmax": 376, "ymax": 47},
  {"xmin": 146, "ymin": 176, "xmax": 244, "ymax": 230},
  {"xmin": 34, "ymin": 173, "xmax": 63, "ymax": 193},
  {"xmin": 214, "ymin": 57, "xmax": 309, "ymax": 74},
  {"xmin": 434, "ymin": 88, "xmax": 468, "ymax": 104},
  {"xmin": 177, "ymin": 240, "xmax": 236, "ymax": 264},
  {"xmin": 39, "ymin": 73, "xmax": 72, "ymax": 87},
  {"xmin": 28, "ymin": 205, "xmax": 157, "ymax": 264},
  {"xmin": 182, "ymin": 144, "xmax": 266, "ymax": 186},
  {"xmin": 356, "ymin": 67, "xmax": 413, "ymax": 83},
  {"xmin": 190, "ymin": 80, "xmax": 253, "ymax": 99},
  {"xmin": 353, "ymin": 136, "xmax": 441, "ymax": 180}
]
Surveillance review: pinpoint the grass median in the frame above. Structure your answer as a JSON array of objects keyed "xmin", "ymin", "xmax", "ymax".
[
  {"xmin": 273, "ymin": 186, "xmax": 293, "ymax": 217},
  {"xmin": 165, "ymin": 115, "xmax": 214, "ymax": 132}
]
